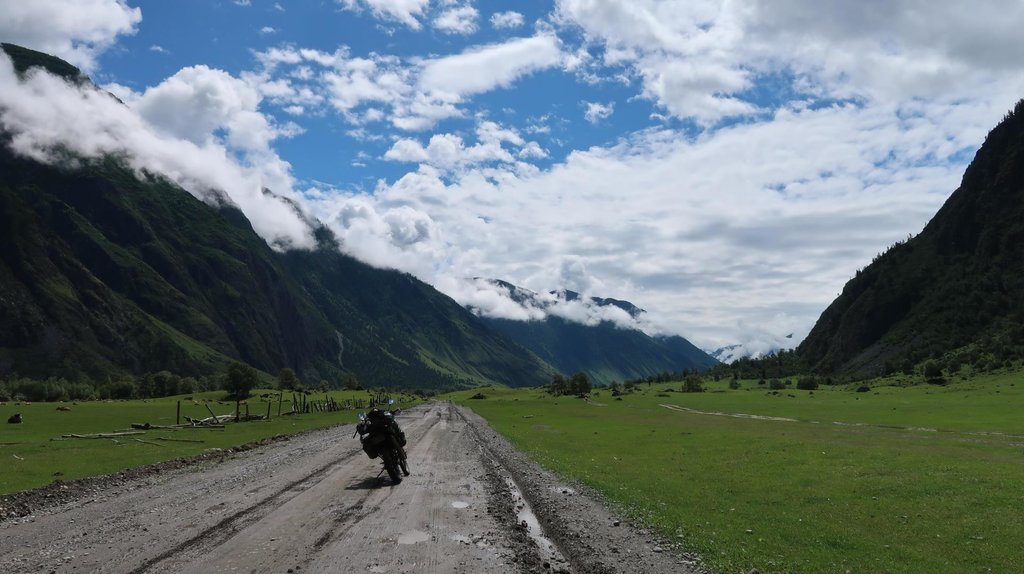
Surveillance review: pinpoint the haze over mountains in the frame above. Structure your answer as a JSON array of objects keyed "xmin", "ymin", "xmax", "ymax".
[
  {"xmin": 0, "ymin": 44, "xmax": 717, "ymax": 389},
  {"xmin": 473, "ymin": 280, "xmax": 718, "ymax": 384}
]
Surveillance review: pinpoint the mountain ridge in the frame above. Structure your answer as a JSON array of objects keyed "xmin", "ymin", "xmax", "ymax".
[
  {"xmin": 0, "ymin": 43, "xmax": 553, "ymax": 389},
  {"xmin": 798, "ymin": 99, "xmax": 1024, "ymax": 376}
]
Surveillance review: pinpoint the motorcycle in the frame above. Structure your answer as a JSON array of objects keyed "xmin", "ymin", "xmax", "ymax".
[{"xmin": 355, "ymin": 407, "xmax": 409, "ymax": 484}]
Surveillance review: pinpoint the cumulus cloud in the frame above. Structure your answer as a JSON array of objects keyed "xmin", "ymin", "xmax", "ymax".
[
  {"xmin": 250, "ymin": 35, "xmax": 564, "ymax": 130},
  {"xmin": 338, "ymin": 0, "xmax": 431, "ymax": 30},
  {"xmin": 418, "ymin": 34, "xmax": 563, "ymax": 99},
  {"xmin": 490, "ymin": 11, "xmax": 525, "ymax": 30},
  {"xmin": 0, "ymin": 54, "xmax": 314, "ymax": 250},
  {"xmin": 555, "ymin": 0, "xmax": 1024, "ymax": 124},
  {"xmin": 433, "ymin": 5, "xmax": 479, "ymax": 35},
  {"xmin": 303, "ymin": 94, "xmax": 1019, "ymax": 348},
  {"xmin": 583, "ymin": 101, "xmax": 614, "ymax": 123},
  {"xmin": 0, "ymin": 0, "xmax": 141, "ymax": 72}
]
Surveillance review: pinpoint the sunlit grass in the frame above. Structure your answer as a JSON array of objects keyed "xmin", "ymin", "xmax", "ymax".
[
  {"xmin": 0, "ymin": 389, "xmax": 419, "ymax": 494},
  {"xmin": 449, "ymin": 374, "xmax": 1024, "ymax": 573}
]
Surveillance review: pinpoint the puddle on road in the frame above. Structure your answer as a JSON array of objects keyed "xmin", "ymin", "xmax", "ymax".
[
  {"xmin": 451, "ymin": 500, "xmax": 470, "ymax": 509},
  {"xmin": 504, "ymin": 477, "xmax": 568, "ymax": 569},
  {"xmin": 397, "ymin": 530, "xmax": 431, "ymax": 545}
]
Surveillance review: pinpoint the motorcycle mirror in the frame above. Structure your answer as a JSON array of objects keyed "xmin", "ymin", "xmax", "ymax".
[
  {"xmin": 358, "ymin": 412, "xmax": 367, "ymax": 421},
  {"xmin": 388, "ymin": 399, "xmax": 394, "ymax": 405}
]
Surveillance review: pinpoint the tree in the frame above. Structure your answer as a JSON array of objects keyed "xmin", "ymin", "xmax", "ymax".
[
  {"xmin": 342, "ymin": 373, "xmax": 362, "ymax": 390},
  {"xmin": 224, "ymin": 362, "xmax": 258, "ymax": 400},
  {"xmin": 681, "ymin": 374, "xmax": 704, "ymax": 393},
  {"xmin": 277, "ymin": 368, "xmax": 301, "ymax": 391},
  {"xmin": 549, "ymin": 373, "xmax": 569, "ymax": 396},
  {"xmin": 569, "ymin": 371, "xmax": 591, "ymax": 396}
]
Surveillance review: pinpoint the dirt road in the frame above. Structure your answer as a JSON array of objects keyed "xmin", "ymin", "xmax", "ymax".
[{"xmin": 0, "ymin": 402, "xmax": 703, "ymax": 573}]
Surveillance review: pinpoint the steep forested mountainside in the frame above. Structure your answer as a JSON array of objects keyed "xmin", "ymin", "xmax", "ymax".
[
  {"xmin": 799, "ymin": 99, "xmax": 1024, "ymax": 376},
  {"xmin": 0, "ymin": 44, "xmax": 553, "ymax": 389}
]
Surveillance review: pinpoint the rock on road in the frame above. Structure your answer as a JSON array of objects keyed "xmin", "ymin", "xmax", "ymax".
[{"xmin": 1, "ymin": 402, "xmax": 704, "ymax": 574}]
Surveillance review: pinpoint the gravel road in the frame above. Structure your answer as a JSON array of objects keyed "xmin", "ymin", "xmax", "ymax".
[{"xmin": 0, "ymin": 402, "xmax": 705, "ymax": 573}]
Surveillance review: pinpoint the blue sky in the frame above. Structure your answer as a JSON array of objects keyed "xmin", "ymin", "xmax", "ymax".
[{"xmin": 3, "ymin": 0, "xmax": 1024, "ymax": 355}]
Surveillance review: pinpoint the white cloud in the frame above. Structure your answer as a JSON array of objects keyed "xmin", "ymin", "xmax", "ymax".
[
  {"xmin": 0, "ymin": 54, "xmax": 314, "ymax": 250},
  {"xmin": 583, "ymin": 101, "xmax": 614, "ymax": 123},
  {"xmin": 338, "ymin": 0, "xmax": 431, "ymax": 30},
  {"xmin": 274, "ymin": 3, "xmax": 285, "ymax": 11},
  {"xmin": 260, "ymin": 26, "xmax": 277, "ymax": 35},
  {"xmin": 234, "ymin": 0, "xmax": 251, "ymax": 6},
  {"xmin": 490, "ymin": 11, "xmax": 525, "ymax": 30},
  {"xmin": 418, "ymin": 34, "xmax": 563, "ymax": 99},
  {"xmin": 555, "ymin": 0, "xmax": 1024, "ymax": 124},
  {"xmin": 306, "ymin": 94, "xmax": 1019, "ymax": 348},
  {"xmin": 251, "ymin": 35, "xmax": 564, "ymax": 131},
  {"xmin": 0, "ymin": 0, "xmax": 141, "ymax": 72},
  {"xmin": 433, "ymin": 5, "xmax": 479, "ymax": 35},
  {"xmin": 382, "ymin": 120, "xmax": 541, "ymax": 175},
  {"xmin": 149, "ymin": 45, "xmax": 169, "ymax": 54}
]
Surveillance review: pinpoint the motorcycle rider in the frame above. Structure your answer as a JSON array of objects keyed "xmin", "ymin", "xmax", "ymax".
[{"xmin": 365, "ymin": 407, "xmax": 409, "ymax": 474}]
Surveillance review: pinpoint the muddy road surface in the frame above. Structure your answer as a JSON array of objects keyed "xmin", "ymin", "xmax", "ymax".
[{"xmin": 1, "ymin": 402, "xmax": 704, "ymax": 573}]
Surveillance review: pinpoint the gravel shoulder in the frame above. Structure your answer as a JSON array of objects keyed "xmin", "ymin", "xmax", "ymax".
[{"xmin": 0, "ymin": 401, "xmax": 706, "ymax": 574}]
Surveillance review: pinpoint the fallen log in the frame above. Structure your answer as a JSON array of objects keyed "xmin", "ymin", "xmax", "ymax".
[{"xmin": 60, "ymin": 431, "xmax": 146, "ymax": 439}]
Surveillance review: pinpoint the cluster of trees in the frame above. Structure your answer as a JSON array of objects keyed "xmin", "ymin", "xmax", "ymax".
[
  {"xmin": 0, "ymin": 363, "xmax": 371, "ymax": 403},
  {"xmin": 0, "ymin": 371, "xmax": 223, "ymax": 402},
  {"xmin": 707, "ymin": 349, "xmax": 806, "ymax": 382},
  {"xmin": 548, "ymin": 372, "xmax": 592, "ymax": 396},
  {"xmin": 619, "ymin": 369, "xmax": 707, "ymax": 388}
]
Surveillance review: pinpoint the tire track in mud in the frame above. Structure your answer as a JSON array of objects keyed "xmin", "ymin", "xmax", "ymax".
[
  {"xmin": 301, "ymin": 412, "xmax": 444, "ymax": 560},
  {"xmin": 152, "ymin": 411, "xmax": 445, "ymax": 572},
  {"xmin": 126, "ymin": 444, "xmax": 366, "ymax": 574},
  {"xmin": 452, "ymin": 404, "xmax": 572, "ymax": 573}
]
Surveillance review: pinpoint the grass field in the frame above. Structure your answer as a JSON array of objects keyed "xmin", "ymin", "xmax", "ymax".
[
  {"xmin": 450, "ymin": 374, "xmax": 1024, "ymax": 574},
  {"xmin": 0, "ymin": 389, "xmax": 418, "ymax": 495}
]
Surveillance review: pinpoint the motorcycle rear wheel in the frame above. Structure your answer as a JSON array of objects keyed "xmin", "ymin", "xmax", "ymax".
[{"xmin": 381, "ymin": 450, "xmax": 402, "ymax": 484}]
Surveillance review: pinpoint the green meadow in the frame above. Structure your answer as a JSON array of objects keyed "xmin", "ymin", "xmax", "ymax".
[
  {"xmin": 0, "ymin": 390, "xmax": 418, "ymax": 495},
  {"xmin": 450, "ymin": 374, "xmax": 1024, "ymax": 574}
]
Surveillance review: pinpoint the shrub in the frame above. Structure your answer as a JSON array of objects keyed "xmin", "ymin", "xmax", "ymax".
[
  {"xmin": 796, "ymin": 377, "xmax": 819, "ymax": 391},
  {"xmin": 769, "ymin": 379, "xmax": 786, "ymax": 390},
  {"xmin": 855, "ymin": 385, "xmax": 871, "ymax": 393},
  {"xmin": 681, "ymin": 374, "xmax": 704, "ymax": 393},
  {"xmin": 728, "ymin": 380, "xmax": 741, "ymax": 390},
  {"xmin": 923, "ymin": 360, "xmax": 943, "ymax": 379}
]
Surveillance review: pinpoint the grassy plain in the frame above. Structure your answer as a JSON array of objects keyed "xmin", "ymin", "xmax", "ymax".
[
  {"xmin": 450, "ymin": 374, "xmax": 1024, "ymax": 574},
  {"xmin": 0, "ymin": 390, "xmax": 418, "ymax": 494}
]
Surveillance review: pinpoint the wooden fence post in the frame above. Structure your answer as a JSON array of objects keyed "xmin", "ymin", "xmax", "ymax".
[{"xmin": 176, "ymin": 401, "xmax": 181, "ymax": 425}]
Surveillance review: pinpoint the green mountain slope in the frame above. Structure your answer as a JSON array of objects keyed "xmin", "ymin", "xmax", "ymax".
[
  {"xmin": 484, "ymin": 317, "xmax": 717, "ymax": 385},
  {"xmin": 477, "ymin": 281, "xmax": 718, "ymax": 384},
  {"xmin": 0, "ymin": 44, "xmax": 552, "ymax": 389},
  {"xmin": 798, "ymin": 99, "xmax": 1024, "ymax": 376}
]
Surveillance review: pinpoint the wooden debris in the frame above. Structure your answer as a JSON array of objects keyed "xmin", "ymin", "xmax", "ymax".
[
  {"xmin": 132, "ymin": 438, "xmax": 165, "ymax": 447},
  {"xmin": 60, "ymin": 431, "xmax": 145, "ymax": 439}
]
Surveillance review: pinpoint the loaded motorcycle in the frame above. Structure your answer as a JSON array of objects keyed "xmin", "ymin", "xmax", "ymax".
[{"xmin": 355, "ymin": 407, "xmax": 409, "ymax": 484}]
